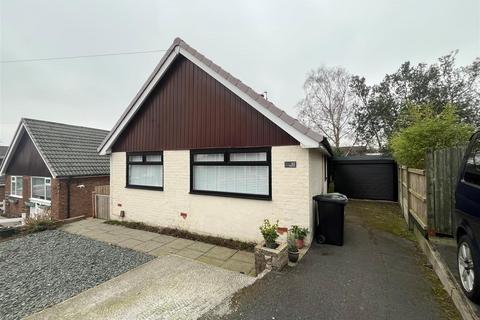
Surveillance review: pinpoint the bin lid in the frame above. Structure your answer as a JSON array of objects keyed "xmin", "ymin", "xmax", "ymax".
[{"xmin": 313, "ymin": 193, "xmax": 348, "ymax": 204}]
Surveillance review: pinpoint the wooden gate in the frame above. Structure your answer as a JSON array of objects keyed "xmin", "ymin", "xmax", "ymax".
[
  {"xmin": 94, "ymin": 195, "xmax": 110, "ymax": 220},
  {"xmin": 93, "ymin": 185, "xmax": 110, "ymax": 220}
]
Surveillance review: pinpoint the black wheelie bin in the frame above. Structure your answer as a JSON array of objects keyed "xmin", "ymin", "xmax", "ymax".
[{"xmin": 313, "ymin": 193, "xmax": 348, "ymax": 246}]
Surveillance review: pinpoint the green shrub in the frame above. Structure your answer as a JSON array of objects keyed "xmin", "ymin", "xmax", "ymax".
[
  {"xmin": 24, "ymin": 210, "xmax": 56, "ymax": 233},
  {"xmin": 290, "ymin": 225, "xmax": 309, "ymax": 240},
  {"xmin": 259, "ymin": 219, "xmax": 279, "ymax": 246},
  {"xmin": 390, "ymin": 104, "xmax": 474, "ymax": 168}
]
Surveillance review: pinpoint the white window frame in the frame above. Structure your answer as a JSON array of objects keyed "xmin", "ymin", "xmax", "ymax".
[
  {"xmin": 30, "ymin": 176, "xmax": 52, "ymax": 203},
  {"xmin": 10, "ymin": 176, "xmax": 23, "ymax": 198}
]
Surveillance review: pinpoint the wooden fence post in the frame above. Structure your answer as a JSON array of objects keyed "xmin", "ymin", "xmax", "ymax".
[
  {"xmin": 406, "ymin": 167, "xmax": 413, "ymax": 230},
  {"xmin": 426, "ymin": 150, "xmax": 435, "ymax": 236}
]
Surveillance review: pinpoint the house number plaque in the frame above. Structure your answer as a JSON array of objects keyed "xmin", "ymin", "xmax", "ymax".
[{"xmin": 284, "ymin": 161, "xmax": 297, "ymax": 168}]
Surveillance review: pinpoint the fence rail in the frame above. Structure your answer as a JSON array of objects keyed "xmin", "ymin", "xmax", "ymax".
[{"xmin": 398, "ymin": 146, "xmax": 466, "ymax": 236}]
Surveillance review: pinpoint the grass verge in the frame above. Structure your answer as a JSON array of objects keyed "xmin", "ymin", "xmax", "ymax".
[{"xmin": 104, "ymin": 220, "xmax": 256, "ymax": 252}]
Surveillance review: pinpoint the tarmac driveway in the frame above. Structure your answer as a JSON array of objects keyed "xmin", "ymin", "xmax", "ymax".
[{"xmin": 202, "ymin": 201, "xmax": 459, "ymax": 320}]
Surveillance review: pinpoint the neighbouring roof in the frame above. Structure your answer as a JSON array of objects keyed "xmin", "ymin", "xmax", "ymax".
[
  {"xmin": 332, "ymin": 155, "xmax": 394, "ymax": 163},
  {"xmin": 0, "ymin": 146, "xmax": 8, "ymax": 158},
  {"xmin": 0, "ymin": 146, "xmax": 7, "ymax": 185},
  {"xmin": 0, "ymin": 118, "xmax": 110, "ymax": 178},
  {"xmin": 98, "ymin": 37, "xmax": 330, "ymax": 155}
]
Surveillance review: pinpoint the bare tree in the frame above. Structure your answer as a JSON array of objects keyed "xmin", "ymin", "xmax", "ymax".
[{"xmin": 296, "ymin": 66, "xmax": 357, "ymax": 149}]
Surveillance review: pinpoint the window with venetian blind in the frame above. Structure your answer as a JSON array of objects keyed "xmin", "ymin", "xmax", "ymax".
[{"xmin": 190, "ymin": 148, "xmax": 271, "ymax": 200}]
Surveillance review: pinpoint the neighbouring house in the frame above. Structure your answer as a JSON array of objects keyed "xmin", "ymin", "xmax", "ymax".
[
  {"xmin": 0, "ymin": 145, "xmax": 8, "ymax": 203},
  {"xmin": 0, "ymin": 119, "xmax": 110, "ymax": 219},
  {"xmin": 98, "ymin": 38, "xmax": 332, "ymax": 243}
]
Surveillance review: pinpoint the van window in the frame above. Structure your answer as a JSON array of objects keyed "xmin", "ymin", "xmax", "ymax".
[{"xmin": 464, "ymin": 137, "xmax": 480, "ymax": 186}]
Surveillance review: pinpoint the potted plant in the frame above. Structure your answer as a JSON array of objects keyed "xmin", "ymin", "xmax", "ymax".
[
  {"xmin": 259, "ymin": 219, "xmax": 279, "ymax": 249},
  {"xmin": 287, "ymin": 232, "xmax": 299, "ymax": 263},
  {"xmin": 291, "ymin": 225, "xmax": 309, "ymax": 249}
]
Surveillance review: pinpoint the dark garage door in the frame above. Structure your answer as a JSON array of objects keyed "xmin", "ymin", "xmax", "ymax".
[{"xmin": 332, "ymin": 156, "xmax": 398, "ymax": 201}]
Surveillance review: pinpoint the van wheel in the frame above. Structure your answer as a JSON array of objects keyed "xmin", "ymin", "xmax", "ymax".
[{"xmin": 458, "ymin": 235, "xmax": 480, "ymax": 302}]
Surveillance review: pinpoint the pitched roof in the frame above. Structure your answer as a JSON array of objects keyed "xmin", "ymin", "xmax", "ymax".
[
  {"xmin": 0, "ymin": 118, "xmax": 110, "ymax": 178},
  {"xmin": 0, "ymin": 146, "xmax": 6, "ymax": 185},
  {"xmin": 0, "ymin": 146, "xmax": 8, "ymax": 158},
  {"xmin": 98, "ymin": 37, "xmax": 330, "ymax": 155}
]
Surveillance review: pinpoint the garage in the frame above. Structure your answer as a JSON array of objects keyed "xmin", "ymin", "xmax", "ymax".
[{"xmin": 331, "ymin": 155, "xmax": 398, "ymax": 201}]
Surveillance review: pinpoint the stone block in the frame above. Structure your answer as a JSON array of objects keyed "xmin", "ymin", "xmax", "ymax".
[{"xmin": 254, "ymin": 242, "xmax": 288, "ymax": 275}]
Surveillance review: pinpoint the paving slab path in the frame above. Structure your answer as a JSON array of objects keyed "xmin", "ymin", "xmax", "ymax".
[
  {"xmin": 61, "ymin": 218, "xmax": 256, "ymax": 276},
  {"xmin": 26, "ymin": 255, "xmax": 255, "ymax": 320}
]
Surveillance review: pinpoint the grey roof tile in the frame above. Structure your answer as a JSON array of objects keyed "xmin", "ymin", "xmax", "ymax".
[
  {"xmin": 0, "ymin": 146, "xmax": 8, "ymax": 158},
  {"xmin": 22, "ymin": 119, "xmax": 109, "ymax": 177}
]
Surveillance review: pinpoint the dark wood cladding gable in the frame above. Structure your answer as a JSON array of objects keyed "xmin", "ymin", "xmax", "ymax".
[
  {"xmin": 112, "ymin": 56, "xmax": 299, "ymax": 152},
  {"xmin": 5, "ymin": 132, "xmax": 52, "ymax": 177}
]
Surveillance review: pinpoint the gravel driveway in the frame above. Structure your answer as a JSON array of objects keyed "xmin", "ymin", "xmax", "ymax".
[{"xmin": 0, "ymin": 230, "xmax": 153, "ymax": 320}]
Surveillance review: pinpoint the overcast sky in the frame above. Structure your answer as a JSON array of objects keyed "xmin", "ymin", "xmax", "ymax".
[{"xmin": 0, "ymin": 0, "xmax": 478, "ymax": 145}]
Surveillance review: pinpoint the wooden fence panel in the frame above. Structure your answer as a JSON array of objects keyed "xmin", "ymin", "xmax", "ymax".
[
  {"xmin": 408, "ymin": 168, "xmax": 427, "ymax": 230},
  {"xmin": 427, "ymin": 146, "xmax": 466, "ymax": 236},
  {"xmin": 398, "ymin": 146, "xmax": 466, "ymax": 236},
  {"xmin": 94, "ymin": 185, "xmax": 110, "ymax": 195}
]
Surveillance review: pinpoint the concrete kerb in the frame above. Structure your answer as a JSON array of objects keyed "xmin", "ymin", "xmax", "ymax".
[{"xmin": 414, "ymin": 227, "xmax": 479, "ymax": 320}]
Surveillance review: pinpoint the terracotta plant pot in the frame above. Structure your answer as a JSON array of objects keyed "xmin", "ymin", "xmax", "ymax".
[
  {"xmin": 296, "ymin": 238, "xmax": 304, "ymax": 249},
  {"xmin": 288, "ymin": 250, "xmax": 299, "ymax": 263}
]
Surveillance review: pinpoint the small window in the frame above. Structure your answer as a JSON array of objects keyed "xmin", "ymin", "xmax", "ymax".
[
  {"xmin": 127, "ymin": 152, "xmax": 164, "ymax": 190},
  {"xmin": 10, "ymin": 176, "xmax": 23, "ymax": 197},
  {"xmin": 31, "ymin": 177, "xmax": 52, "ymax": 201},
  {"xmin": 145, "ymin": 154, "xmax": 162, "ymax": 162},
  {"xmin": 230, "ymin": 152, "xmax": 267, "ymax": 162},
  {"xmin": 191, "ymin": 148, "xmax": 271, "ymax": 199},
  {"xmin": 464, "ymin": 137, "xmax": 480, "ymax": 187},
  {"xmin": 193, "ymin": 153, "xmax": 224, "ymax": 162},
  {"xmin": 128, "ymin": 155, "xmax": 143, "ymax": 162}
]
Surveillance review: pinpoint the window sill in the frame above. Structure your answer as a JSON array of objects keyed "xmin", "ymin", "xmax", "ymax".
[
  {"xmin": 125, "ymin": 185, "xmax": 164, "ymax": 191},
  {"xmin": 8, "ymin": 195, "xmax": 22, "ymax": 199},
  {"xmin": 29, "ymin": 198, "xmax": 52, "ymax": 205},
  {"xmin": 189, "ymin": 190, "xmax": 271, "ymax": 201}
]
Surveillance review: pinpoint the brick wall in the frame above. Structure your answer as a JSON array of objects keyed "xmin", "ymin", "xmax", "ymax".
[
  {"xmin": 4, "ymin": 175, "xmax": 109, "ymax": 220},
  {"xmin": 0, "ymin": 185, "xmax": 4, "ymax": 202},
  {"xmin": 4, "ymin": 175, "xmax": 31, "ymax": 218},
  {"xmin": 50, "ymin": 178, "xmax": 66, "ymax": 220},
  {"xmin": 68, "ymin": 176, "xmax": 109, "ymax": 218}
]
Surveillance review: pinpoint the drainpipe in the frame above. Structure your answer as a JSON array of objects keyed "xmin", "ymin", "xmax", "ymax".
[{"xmin": 66, "ymin": 177, "xmax": 71, "ymax": 219}]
